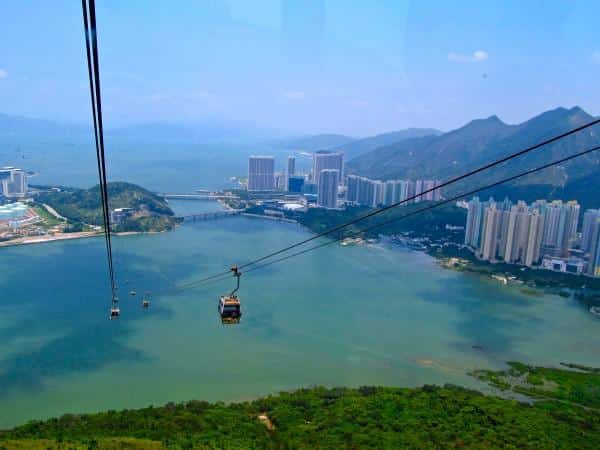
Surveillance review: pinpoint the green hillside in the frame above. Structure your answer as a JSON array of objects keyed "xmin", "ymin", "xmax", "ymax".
[
  {"xmin": 35, "ymin": 182, "xmax": 178, "ymax": 232},
  {"xmin": 348, "ymin": 107, "xmax": 600, "ymax": 207},
  {"xmin": 329, "ymin": 128, "xmax": 442, "ymax": 160},
  {"xmin": 1, "ymin": 362, "xmax": 598, "ymax": 449}
]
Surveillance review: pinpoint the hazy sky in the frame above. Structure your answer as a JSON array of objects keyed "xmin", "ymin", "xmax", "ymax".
[{"xmin": 0, "ymin": 0, "xmax": 599, "ymax": 135}]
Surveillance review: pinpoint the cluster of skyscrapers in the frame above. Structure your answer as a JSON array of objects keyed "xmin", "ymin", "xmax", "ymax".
[
  {"xmin": 0, "ymin": 166, "xmax": 28, "ymax": 198},
  {"xmin": 247, "ymin": 152, "xmax": 444, "ymax": 211},
  {"xmin": 464, "ymin": 197, "xmax": 600, "ymax": 276},
  {"xmin": 248, "ymin": 151, "xmax": 344, "ymax": 209},
  {"xmin": 346, "ymin": 176, "xmax": 442, "ymax": 207}
]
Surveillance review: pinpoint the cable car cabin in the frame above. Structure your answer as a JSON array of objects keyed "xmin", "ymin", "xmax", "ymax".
[
  {"xmin": 219, "ymin": 295, "xmax": 241, "ymax": 321},
  {"xmin": 219, "ymin": 265, "xmax": 242, "ymax": 324},
  {"xmin": 221, "ymin": 315, "xmax": 240, "ymax": 325},
  {"xmin": 110, "ymin": 306, "xmax": 120, "ymax": 319}
]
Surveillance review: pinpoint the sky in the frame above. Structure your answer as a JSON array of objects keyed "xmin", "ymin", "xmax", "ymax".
[{"xmin": 0, "ymin": 0, "xmax": 599, "ymax": 136}]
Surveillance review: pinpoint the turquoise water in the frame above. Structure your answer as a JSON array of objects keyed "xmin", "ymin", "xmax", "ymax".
[{"xmin": 0, "ymin": 200, "xmax": 598, "ymax": 428}]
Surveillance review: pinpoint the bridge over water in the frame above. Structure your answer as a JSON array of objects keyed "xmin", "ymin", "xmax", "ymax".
[
  {"xmin": 180, "ymin": 210, "xmax": 242, "ymax": 222},
  {"xmin": 158, "ymin": 193, "xmax": 238, "ymax": 200}
]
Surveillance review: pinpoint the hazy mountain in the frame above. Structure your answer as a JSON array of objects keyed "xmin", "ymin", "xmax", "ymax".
[
  {"xmin": 0, "ymin": 113, "xmax": 90, "ymax": 140},
  {"xmin": 275, "ymin": 134, "xmax": 356, "ymax": 151},
  {"xmin": 330, "ymin": 128, "xmax": 442, "ymax": 160},
  {"xmin": 0, "ymin": 113, "xmax": 279, "ymax": 144},
  {"xmin": 347, "ymin": 106, "xmax": 600, "ymax": 206}
]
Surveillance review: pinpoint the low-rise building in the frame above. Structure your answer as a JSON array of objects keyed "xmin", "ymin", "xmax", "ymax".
[
  {"xmin": 110, "ymin": 208, "xmax": 134, "ymax": 225},
  {"xmin": 541, "ymin": 257, "xmax": 586, "ymax": 275}
]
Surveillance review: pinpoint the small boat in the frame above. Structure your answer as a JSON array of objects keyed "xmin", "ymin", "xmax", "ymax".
[
  {"xmin": 142, "ymin": 293, "xmax": 150, "ymax": 309},
  {"xmin": 130, "ymin": 290, "xmax": 137, "ymax": 296}
]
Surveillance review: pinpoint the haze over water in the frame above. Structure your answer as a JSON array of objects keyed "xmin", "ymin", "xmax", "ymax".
[{"xmin": 0, "ymin": 199, "xmax": 598, "ymax": 427}]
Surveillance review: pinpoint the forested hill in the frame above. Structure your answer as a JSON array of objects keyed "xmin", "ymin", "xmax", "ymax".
[
  {"xmin": 347, "ymin": 106, "xmax": 600, "ymax": 208},
  {"xmin": 35, "ymin": 182, "xmax": 178, "ymax": 232},
  {"xmin": 1, "ymin": 361, "xmax": 599, "ymax": 449},
  {"xmin": 328, "ymin": 128, "xmax": 442, "ymax": 160}
]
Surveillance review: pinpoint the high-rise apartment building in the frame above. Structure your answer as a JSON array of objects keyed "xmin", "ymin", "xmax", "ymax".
[
  {"xmin": 247, "ymin": 156, "xmax": 275, "ymax": 191},
  {"xmin": 346, "ymin": 176, "xmax": 441, "ymax": 208},
  {"xmin": 346, "ymin": 175, "xmax": 359, "ymax": 203},
  {"xmin": 524, "ymin": 210, "xmax": 545, "ymax": 267},
  {"xmin": 421, "ymin": 180, "xmax": 435, "ymax": 201},
  {"xmin": 384, "ymin": 180, "xmax": 397, "ymax": 206},
  {"xmin": 504, "ymin": 202, "xmax": 530, "ymax": 264},
  {"xmin": 414, "ymin": 180, "xmax": 424, "ymax": 203},
  {"xmin": 480, "ymin": 204, "xmax": 502, "ymax": 261},
  {"xmin": 467, "ymin": 196, "xmax": 574, "ymax": 269},
  {"xmin": 317, "ymin": 169, "xmax": 339, "ymax": 209},
  {"xmin": 0, "ymin": 167, "xmax": 28, "ymax": 198},
  {"xmin": 590, "ymin": 230, "xmax": 600, "ymax": 277},
  {"xmin": 581, "ymin": 209, "xmax": 600, "ymax": 255},
  {"xmin": 313, "ymin": 151, "xmax": 343, "ymax": 186},
  {"xmin": 287, "ymin": 156, "xmax": 295, "ymax": 177},
  {"xmin": 542, "ymin": 200, "xmax": 580, "ymax": 256}
]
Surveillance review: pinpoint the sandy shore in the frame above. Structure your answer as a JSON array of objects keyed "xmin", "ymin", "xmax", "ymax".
[
  {"xmin": 0, "ymin": 231, "xmax": 103, "ymax": 248},
  {"xmin": 0, "ymin": 229, "xmax": 164, "ymax": 248}
]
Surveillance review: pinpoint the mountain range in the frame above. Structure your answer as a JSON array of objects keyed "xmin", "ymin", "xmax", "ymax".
[
  {"xmin": 347, "ymin": 106, "xmax": 600, "ymax": 208},
  {"xmin": 1, "ymin": 107, "xmax": 599, "ymax": 207},
  {"xmin": 275, "ymin": 128, "xmax": 442, "ymax": 160}
]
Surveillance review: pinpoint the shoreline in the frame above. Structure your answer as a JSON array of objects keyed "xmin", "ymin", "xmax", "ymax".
[
  {"xmin": 0, "ymin": 231, "xmax": 103, "ymax": 248},
  {"xmin": 0, "ymin": 230, "xmax": 156, "ymax": 248}
]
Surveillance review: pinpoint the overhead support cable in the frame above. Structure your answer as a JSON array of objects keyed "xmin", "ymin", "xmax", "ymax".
[
  {"xmin": 81, "ymin": 0, "xmax": 117, "ymax": 307},
  {"xmin": 175, "ymin": 144, "xmax": 600, "ymax": 290},
  {"xmin": 193, "ymin": 118, "xmax": 600, "ymax": 283}
]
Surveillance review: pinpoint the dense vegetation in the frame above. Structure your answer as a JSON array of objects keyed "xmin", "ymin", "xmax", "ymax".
[
  {"xmin": 1, "ymin": 364, "xmax": 599, "ymax": 449},
  {"xmin": 471, "ymin": 361, "xmax": 600, "ymax": 409},
  {"xmin": 36, "ymin": 182, "xmax": 178, "ymax": 232},
  {"xmin": 263, "ymin": 202, "xmax": 467, "ymax": 242}
]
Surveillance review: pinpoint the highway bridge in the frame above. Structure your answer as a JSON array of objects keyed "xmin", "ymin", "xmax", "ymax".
[
  {"xmin": 157, "ymin": 193, "xmax": 238, "ymax": 200},
  {"xmin": 180, "ymin": 210, "xmax": 241, "ymax": 222}
]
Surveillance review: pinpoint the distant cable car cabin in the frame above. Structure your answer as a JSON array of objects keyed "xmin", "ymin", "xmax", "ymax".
[
  {"xmin": 219, "ymin": 266, "xmax": 242, "ymax": 324},
  {"xmin": 110, "ymin": 297, "xmax": 120, "ymax": 319}
]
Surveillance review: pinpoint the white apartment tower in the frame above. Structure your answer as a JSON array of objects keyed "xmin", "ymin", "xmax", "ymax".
[
  {"xmin": 313, "ymin": 151, "xmax": 344, "ymax": 186},
  {"xmin": 0, "ymin": 167, "xmax": 28, "ymax": 198},
  {"xmin": 248, "ymin": 156, "xmax": 275, "ymax": 191},
  {"xmin": 317, "ymin": 169, "xmax": 339, "ymax": 209}
]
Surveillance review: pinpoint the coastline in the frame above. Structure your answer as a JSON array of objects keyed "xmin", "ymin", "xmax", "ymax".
[
  {"xmin": 0, "ymin": 230, "xmax": 158, "ymax": 248},
  {"xmin": 0, "ymin": 231, "xmax": 103, "ymax": 248}
]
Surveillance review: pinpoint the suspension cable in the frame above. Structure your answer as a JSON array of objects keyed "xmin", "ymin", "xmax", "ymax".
[
  {"xmin": 190, "ymin": 118, "xmax": 600, "ymax": 282},
  {"xmin": 178, "ymin": 144, "xmax": 600, "ymax": 288},
  {"xmin": 82, "ymin": 0, "xmax": 117, "ymax": 302}
]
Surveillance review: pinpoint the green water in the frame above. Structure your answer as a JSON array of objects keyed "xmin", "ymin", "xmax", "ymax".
[{"xmin": 0, "ymin": 201, "xmax": 598, "ymax": 427}]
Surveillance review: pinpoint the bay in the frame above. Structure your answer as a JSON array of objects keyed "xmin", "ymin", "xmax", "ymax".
[{"xmin": 0, "ymin": 200, "xmax": 598, "ymax": 427}]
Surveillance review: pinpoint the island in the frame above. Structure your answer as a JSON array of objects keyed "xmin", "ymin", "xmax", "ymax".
[
  {"xmin": 0, "ymin": 362, "xmax": 597, "ymax": 448},
  {"xmin": 0, "ymin": 182, "xmax": 179, "ymax": 247}
]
